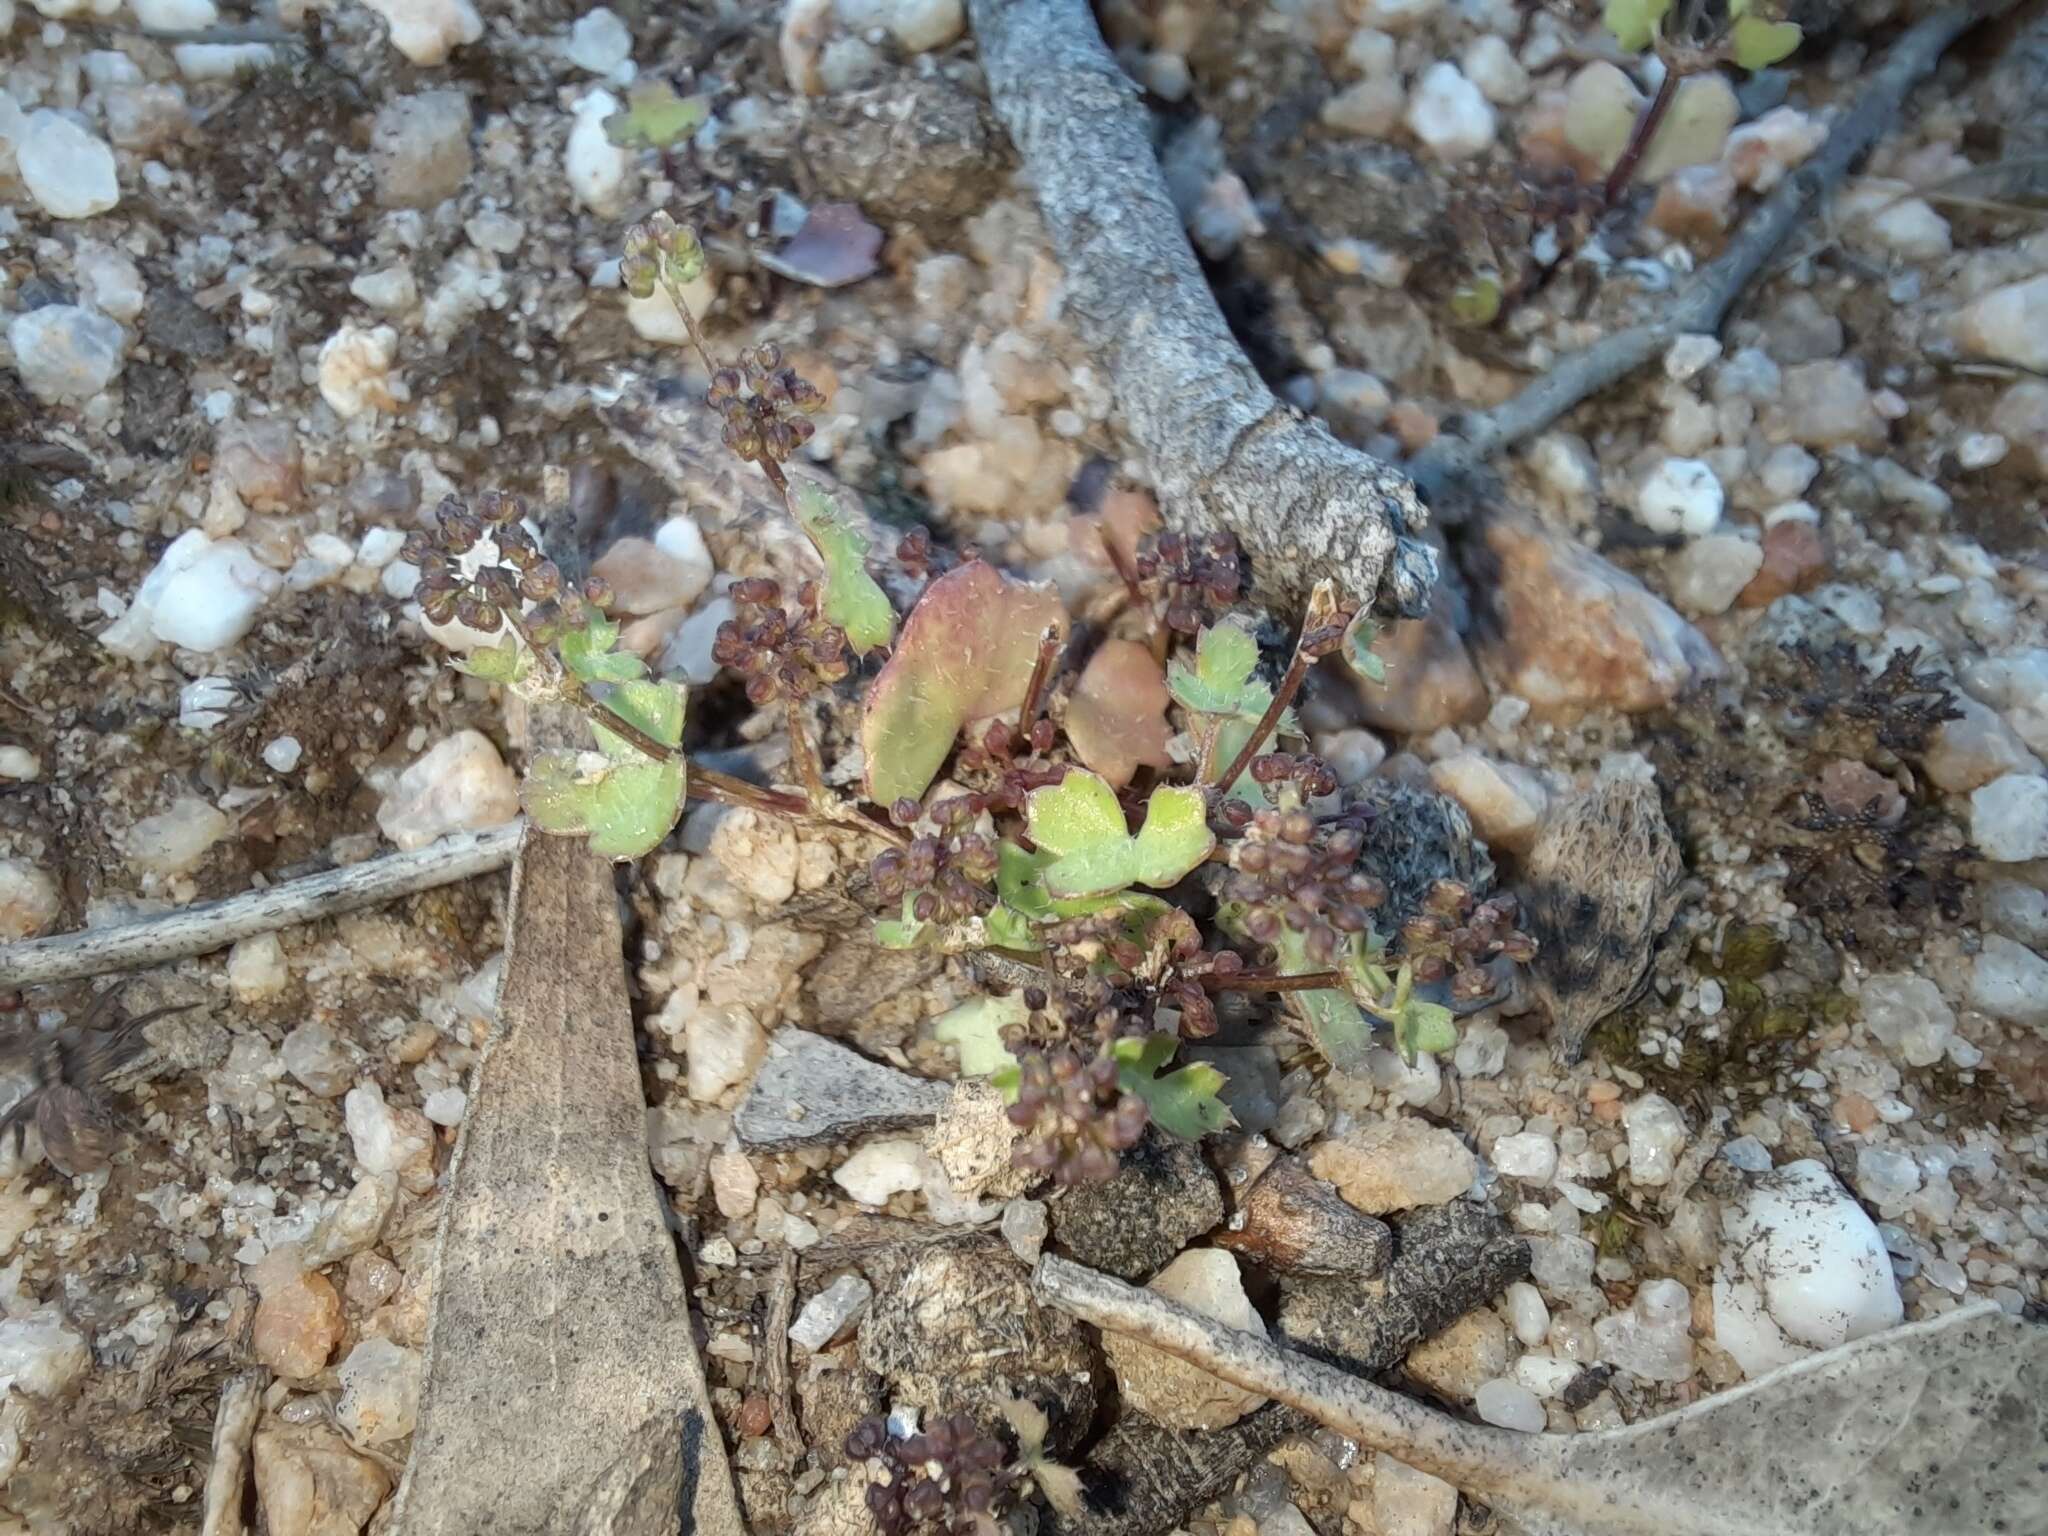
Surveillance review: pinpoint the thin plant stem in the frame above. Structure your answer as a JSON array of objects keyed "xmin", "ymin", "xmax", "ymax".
[
  {"xmin": 1603, "ymin": 64, "xmax": 1684, "ymax": 206},
  {"xmin": 1209, "ymin": 648, "xmax": 1310, "ymax": 793},
  {"xmin": 1017, "ymin": 626, "xmax": 1060, "ymax": 736},
  {"xmin": 784, "ymin": 693, "xmax": 832, "ymax": 809},
  {"xmin": 656, "ymin": 270, "xmax": 721, "ymax": 384},
  {"xmin": 684, "ymin": 764, "xmax": 812, "ymax": 820},
  {"xmin": 1207, "ymin": 969, "xmax": 1345, "ymax": 994}
]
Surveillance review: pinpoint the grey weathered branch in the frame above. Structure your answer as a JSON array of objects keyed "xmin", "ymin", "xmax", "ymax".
[
  {"xmin": 967, "ymin": 0, "xmax": 1438, "ymax": 620},
  {"xmin": 0, "ymin": 825, "xmax": 522, "ymax": 989},
  {"xmin": 1041, "ymin": 1200, "xmax": 1525, "ymax": 1536},
  {"xmin": 1037, "ymin": 1257, "xmax": 2048, "ymax": 1536},
  {"xmin": 1411, "ymin": 2, "xmax": 1986, "ymax": 501}
]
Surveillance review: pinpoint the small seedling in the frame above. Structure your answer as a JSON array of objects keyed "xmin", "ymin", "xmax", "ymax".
[{"xmin": 404, "ymin": 212, "xmax": 1539, "ymax": 1204}]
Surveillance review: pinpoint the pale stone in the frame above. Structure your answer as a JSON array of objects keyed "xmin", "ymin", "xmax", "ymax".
[
  {"xmin": 1475, "ymin": 1376, "xmax": 1546, "ymax": 1430},
  {"xmin": 1429, "ymin": 753, "xmax": 1548, "ymax": 854},
  {"xmin": 317, "ymin": 323, "xmax": 405, "ymax": 418},
  {"xmin": 250, "ymin": 1249, "xmax": 344, "ymax": 1379},
  {"xmin": 1969, "ymin": 935, "xmax": 2048, "ymax": 1030},
  {"xmin": 1711, "ymin": 1159, "xmax": 1902, "ymax": 1378},
  {"xmin": 9, "ymin": 304, "xmax": 126, "ymax": 403},
  {"xmin": 832, "ymin": 1137, "xmax": 927, "ymax": 1205},
  {"xmin": 335, "ymin": 1337, "xmax": 421, "ymax": 1443},
  {"xmin": 1309, "ymin": 1118, "xmax": 1477, "ymax": 1213},
  {"xmin": 1622, "ymin": 1094, "xmax": 1687, "ymax": 1186},
  {"xmin": 789, "ymin": 1274, "xmax": 873, "ymax": 1351},
  {"xmin": 1952, "ymin": 275, "xmax": 2048, "ymax": 375},
  {"xmin": 124, "ymin": 795, "xmax": 229, "ymax": 877},
  {"xmin": 1405, "ymin": 1307, "xmax": 1508, "ymax": 1400},
  {"xmin": 709, "ymin": 1146, "xmax": 760, "ymax": 1218},
  {"xmin": 1405, "ymin": 62, "xmax": 1495, "ymax": 162},
  {"xmin": 687, "ymin": 1006, "xmax": 768, "ymax": 1104},
  {"xmin": 0, "ymin": 1307, "xmax": 89, "ymax": 1397},
  {"xmin": 0, "ymin": 860, "xmax": 59, "ymax": 942},
  {"xmin": 254, "ymin": 1423, "xmax": 391, "ymax": 1536},
  {"xmin": 376, "ymin": 729, "xmax": 520, "ymax": 850},
  {"xmin": 1636, "ymin": 457, "xmax": 1723, "ymax": 536},
  {"xmin": 363, "ymin": 0, "xmax": 481, "ymax": 66},
  {"xmin": 16, "ymin": 111, "xmax": 119, "ymax": 219},
  {"xmin": 1104, "ymin": 1249, "xmax": 1268, "ymax": 1430},
  {"xmin": 1668, "ymin": 534, "xmax": 1764, "ymax": 617},
  {"xmin": 1374, "ymin": 1453, "xmax": 1457, "ymax": 1536},
  {"xmin": 1971, "ymin": 773, "xmax": 2048, "ymax": 861},
  {"xmin": 1594, "ymin": 1276, "xmax": 1694, "ymax": 1381},
  {"xmin": 1859, "ymin": 974, "xmax": 1955, "ymax": 1068}
]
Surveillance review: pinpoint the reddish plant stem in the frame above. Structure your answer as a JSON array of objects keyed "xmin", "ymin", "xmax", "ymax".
[
  {"xmin": 688, "ymin": 764, "xmax": 813, "ymax": 820},
  {"xmin": 1603, "ymin": 64, "xmax": 1684, "ymax": 206},
  {"xmin": 1206, "ymin": 969, "xmax": 1345, "ymax": 994},
  {"xmin": 1209, "ymin": 648, "xmax": 1310, "ymax": 793},
  {"xmin": 1017, "ymin": 626, "xmax": 1061, "ymax": 737}
]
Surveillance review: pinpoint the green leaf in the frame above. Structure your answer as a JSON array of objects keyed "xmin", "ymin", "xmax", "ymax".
[
  {"xmin": 933, "ymin": 995, "xmax": 1027, "ymax": 1077},
  {"xmin": 560, "ymin": 614, "xmax": 647, "ymax": 684},
  {"xmin": 861, "ymin": 561, "xmax": 1068, "ymax": 807},
  {"xmin": 1168, "ymin": 618, "xmax": 1262, "ymax": 716},
  {"xmin": 1112, "ymin": 1034, "xmax": 1234, "ymax": 1140},
  {"xmin": 1394, "ymin": 998, "xmax": 1458, "ymax": 1065},
  {"xmin": 874, "ymin": 894, "xmax": 928, "ymax": 950},
  {"xmin": 997, "ymin": 839, "xmax": 1057, "ymax": 921},
  {"xmin": 990, "ymin": 1062, "xmax": 1022, "ymax": 1105},
  {"xmin": 1448, "ymin": 275, "xmax": 1503, "ymax": 328},
  {"xmin": 603, "ymin": 81, "xmax": 710, "ymax": 150},
  {"xmin": 1603, "ymin": 0, "xmax": 1672, "ymax": 51},
  {"xmin": 1025, "ymin": 773, "xmax": 1215, "ymax": 899},
  {"xmin": 1347, "ymin": 617, "xmax": 1388, "ymax": 687},
  {"xmin": 1730, "ymin": 14, "xmax": 1801, "ymax": 70},
  {"xmin": 1273, "ymin": 927, "xmax": 1376, "ymax": 1074},
  {"xmin": 984, "ymin": 902, "xmax": 1041, "ymax": 953},
  {"xmin": 452, "ymin": 635, "xmax": 530, "ymax": 685},
  {"xmin": 790, "ymin": 481, "xmax": 895, "ymax": 653},
  {"xmin": 522, "ymin": 678, "xmax": 686, "ymax": 861}
]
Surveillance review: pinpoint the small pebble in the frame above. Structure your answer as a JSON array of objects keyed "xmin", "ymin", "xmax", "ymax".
[{"xmin": 1474, "ymin": 1377, "xmax": 1545, "ymax": 1431}]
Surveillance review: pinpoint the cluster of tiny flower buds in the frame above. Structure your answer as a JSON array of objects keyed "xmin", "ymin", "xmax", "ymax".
[
  {"xmin": 894, "ymin": 527, "xmax": 936, "ymax": 581},
  {"xmin": 844, "ymin": 1414, "xmax": 1010, "ymax": 1535},
  {"xmin": 1134, "ymin": 529, "xmax": 1244, "ymax": 633},
  {"xmin": 404, "ymin": 492, "xmax": 598, "ymax": 638},
  {"xmin": 955, "ymin": 716, "xmax": 1064, "ymax": 812},
  {"xmin": 1396, "ymin": 880, "xmax": 1536, "ymax": 1002},
  {"xmin": 1222, "ymin": 756, "xmax": 1387, "ymax": 966},
  {"xmin": 1151, "ymin": 910, "xmax": 1245, "ymax": 1039},
  {"xmin": 710, "ymin": 576, "xmax": 851, "ymax": 707},
  {"xmin": 1007, "ymin": 1033, "xmax": 1149, "ymax": 1186},
  {"xmin": 869, "ymin": 794, "xmax": 999, "ymax": 925},
  {"xmin": 706, "ymin": 341, "xmax": 826, "ymax": 466},
  {"xmin": 620, "ymin": 212, "xmax": 706, "ymax": 300}
]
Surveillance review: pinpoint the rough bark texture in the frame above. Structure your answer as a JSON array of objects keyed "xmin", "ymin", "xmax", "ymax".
[
  {"xmin": 1278, "ymin": 1202, "xmax": 1529, "ymax": 1378},
  {"xmin": 391, "ymin": 820, "xmax": 744, "ymax": 1536},
  {"xmin": 1040, "ymin": 1200, "xmax": 1525, "ymax": 1536},
  {"xmin": 967, "ymin": 0, "xmax": 1437, "ymax": 620}
]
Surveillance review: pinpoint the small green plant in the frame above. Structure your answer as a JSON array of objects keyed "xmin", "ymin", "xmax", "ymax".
[
  {"xmin": 1587, "ymin": 0, "xmax": 1804, "ymax": 205},
  {"xmin": 403, "ymin": 212, "xmax": 1538, "ymax": 1194}
]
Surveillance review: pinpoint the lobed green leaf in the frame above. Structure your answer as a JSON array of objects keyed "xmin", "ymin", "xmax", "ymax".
[
  {"xmin": 790, "ymin": 480, "xmax": 895, "ymax": 653},
  {"xmin": 1111, "ymin": 1034, "xmax": 1234, "ymax": 1140},
  {"xmin": 1025, "ymin": 772, "xmax": 1215, "ymax": 899}
]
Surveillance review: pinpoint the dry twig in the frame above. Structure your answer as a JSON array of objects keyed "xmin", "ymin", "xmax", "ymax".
[
  {"xmin": 1410, "ymin": 3, "xmax": 1989, "ymax": 501},
  {"xmin": 967, "ymin": 0, "xmax": 1437, "ymax": 619},
  {"xmin": 0, "ymin": 825, "xmax": 521, "ymax": 988}
]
